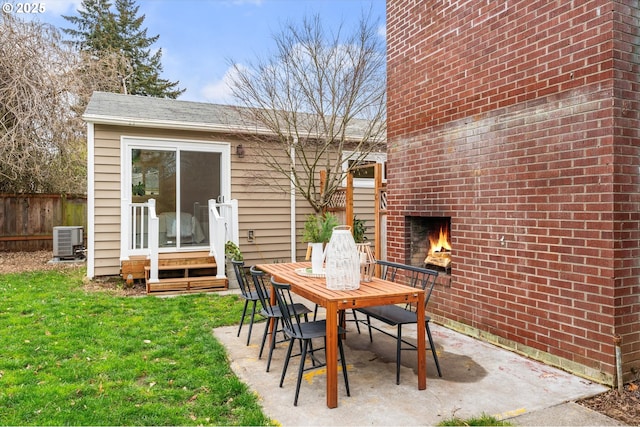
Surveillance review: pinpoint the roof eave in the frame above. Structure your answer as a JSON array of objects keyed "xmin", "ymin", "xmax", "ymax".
[
  {"xmin": 81, "ymin": 114, "xmax": 382, "ymax": 143},
  {"xmin": 81, "ymin": 114, "xmax": 275, "ymax": 136}
]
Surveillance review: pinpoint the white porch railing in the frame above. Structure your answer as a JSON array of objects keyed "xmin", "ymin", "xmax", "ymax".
[
  {"xmin": 122, "ymin": 198, "xmax": 238, "ymax": 283},
  {"xmin": 208, "ymin": 199, "xmax": 239, "ymax": 279},
  {"xmin": 128, "ymin": 202, "xmax": 149, "ymax": 252},
  {"xmin": 147, "ymin": 200, "xmax": 159, "ymax": 283}
]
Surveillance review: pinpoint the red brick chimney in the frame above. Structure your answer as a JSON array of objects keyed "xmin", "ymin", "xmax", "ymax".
[{"xmin": 386, "ymin": 0, "xmax": 640, "ymax": 385}]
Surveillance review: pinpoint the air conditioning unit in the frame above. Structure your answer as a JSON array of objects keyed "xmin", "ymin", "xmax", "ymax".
[{"xmin": 53, "ymin": 226, "xmax": 84, "ymax": 259}]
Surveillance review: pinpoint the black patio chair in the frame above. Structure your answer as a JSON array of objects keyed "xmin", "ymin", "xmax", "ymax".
[
  {"xmin": 249, "ymin": 266, "xmax": 313, "ymax": 372},
  {"xmin": 355, "ymin": 260, "xmax": 442, "ymax": 384},
  {"xmin": 232, "ymin": 259, "xmax": 260, "ymax": 346},
  {"xmin": 271, "ymin": 276, "xmax": 350, "ymax": 406}
]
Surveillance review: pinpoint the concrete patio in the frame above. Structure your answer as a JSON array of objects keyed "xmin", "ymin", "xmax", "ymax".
[{"xmin": 213, "ymin": 304, "xmax": 621, "ymax": 426}]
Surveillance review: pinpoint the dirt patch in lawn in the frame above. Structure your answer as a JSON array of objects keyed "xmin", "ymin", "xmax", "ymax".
[
  {"xmin": 83, "ymin": 274, "xmax": 147, "ymax": 296},
  {"xmin": 0, "ymin": 250, "xmax": 146, "ymax": 296},
  {"xmin": 0, "ymin": 250, "xmax": 83, "ymax": 274}
]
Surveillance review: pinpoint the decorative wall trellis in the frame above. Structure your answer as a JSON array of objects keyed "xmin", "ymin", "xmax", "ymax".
[{"xmin": 320, "ymin": 164, "xmax": 386, "ymax": 262}]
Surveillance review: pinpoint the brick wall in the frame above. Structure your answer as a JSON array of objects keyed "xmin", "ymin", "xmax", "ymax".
[{"xmin": 387, "ymin": 0, "xmax": 640, "ymax": 384}]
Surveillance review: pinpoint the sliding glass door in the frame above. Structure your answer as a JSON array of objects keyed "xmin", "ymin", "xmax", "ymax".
[{"xmin": 126, "ymin": 138, "xmax": 228, "ymax": 251}]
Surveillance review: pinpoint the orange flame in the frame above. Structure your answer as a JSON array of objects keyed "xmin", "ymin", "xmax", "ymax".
[{"xmin": 428, "ymin": 225, "xmax": 451, "ymax": 255}]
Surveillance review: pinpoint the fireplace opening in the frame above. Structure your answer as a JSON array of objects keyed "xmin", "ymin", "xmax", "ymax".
[{"xmin": 408, "ymin": 216, "xmax": 452, "ymax": 272}]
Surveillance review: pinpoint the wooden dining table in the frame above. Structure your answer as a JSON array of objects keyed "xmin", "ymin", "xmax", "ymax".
[{"xmin": 256, "ymin": 262, "xmax": 427, "ymax": 409}]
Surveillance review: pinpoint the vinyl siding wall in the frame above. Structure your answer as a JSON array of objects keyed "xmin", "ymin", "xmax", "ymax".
[
  {"xmin": 93, "ymin": 125, "xmax": 123, "ymax": 276},
  {"xmin": 92, "ymin": 124, "xmax": 377, "ymax": 276},
  {"xmin": 229, "ymin": 140, "xmax": 376, "ymax": 265}
]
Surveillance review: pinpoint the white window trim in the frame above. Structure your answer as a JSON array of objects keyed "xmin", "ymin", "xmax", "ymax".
[
  {"xmin": 86, "ymin": 122, "xmax": 95, "ymax": 278},
  {"xmin": 341, "ymin": 151, "xmax": 387, "ymax": 188}
]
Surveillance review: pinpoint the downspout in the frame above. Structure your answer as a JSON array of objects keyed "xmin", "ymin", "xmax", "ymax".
[
  {"xmin": 290, "ymin": 140, "xmax": 297, "ymax": 262},
  {"xmin": 614, "ymin": 334, "xmax": 623, "ymax": 393}
]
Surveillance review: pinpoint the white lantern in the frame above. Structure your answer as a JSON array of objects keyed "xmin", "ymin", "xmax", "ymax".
[
  {"xmin": 357, "ymin": 241, "xmax": 376, "ymax": 282},
  {"xmin": 325, "ymin": 225, "xmax": 361, "ymax": 290}
]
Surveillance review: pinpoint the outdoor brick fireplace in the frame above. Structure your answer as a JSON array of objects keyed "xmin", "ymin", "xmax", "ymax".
[{"xmin": 386, "ymin": 0, "xmax": 640, "ymax": 386}]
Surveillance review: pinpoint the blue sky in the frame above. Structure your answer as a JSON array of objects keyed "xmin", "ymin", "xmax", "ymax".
[{"xmin": 16, "ymin": 0, "xmax": 385, "ymax": 102}]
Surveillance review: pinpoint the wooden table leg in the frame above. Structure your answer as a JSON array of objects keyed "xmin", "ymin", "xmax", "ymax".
[
  {"xmin": 416, "ymin": 293, "xmax": 427, "ymax": 390},
  {"xmin": 325, "ymin": 301, "xmax": 338, "ymax": 408}
]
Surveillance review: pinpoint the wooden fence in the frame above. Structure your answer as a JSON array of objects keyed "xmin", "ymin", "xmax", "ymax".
[{"xmin": 0, "ymin": 194, "xmax": 87, "ymax": 252}]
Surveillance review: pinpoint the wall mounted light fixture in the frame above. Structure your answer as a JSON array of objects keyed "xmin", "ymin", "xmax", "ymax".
[{"xmin": 236, "ymin": 144, "xmax": 245, "ymax": 158}]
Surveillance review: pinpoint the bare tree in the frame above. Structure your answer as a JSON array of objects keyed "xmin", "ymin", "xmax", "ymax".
[
  {"xmin": 228, "ymin": 13, "xmax": 386, "ymax": 213},
  {"xmin": 0, "ymin": 13, "xmax": 127, "ymax": 193}
]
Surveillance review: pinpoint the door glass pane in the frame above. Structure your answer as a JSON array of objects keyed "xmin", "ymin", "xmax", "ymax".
[
  {"xmin": 131, "ymin": 148, "xmax": 177, "ymax": 248},
  {"xmin": 180, "ymin": 151, "xmax": 221, "ymax": 246}
]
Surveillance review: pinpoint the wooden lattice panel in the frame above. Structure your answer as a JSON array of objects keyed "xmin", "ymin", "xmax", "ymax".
[
  {"xmin": 379, "ymin": 189, "xmax": 388, "ymax": 211},
  {"xmin": 327, "ymin": 188, "xmax": 346, "ymax": 210}
]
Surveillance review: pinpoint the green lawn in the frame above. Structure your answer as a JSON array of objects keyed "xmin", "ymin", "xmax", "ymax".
[
  {"xmin": 0, "ymin": 267, "xmax": 273, "ymax": 426},
  {"xmin": 437, "ymin": 413, "xmax": 513, "ymax": 426}
]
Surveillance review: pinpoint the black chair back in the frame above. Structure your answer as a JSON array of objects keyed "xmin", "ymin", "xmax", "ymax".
[
  {"xmin": 376, "ymin": 260, "xmax": 439, "ymax": 309},
  {"xmin": 231, "ymin": 259, "xmax": 252, "ymax": 296},
  {"xmin": 249, "ymin": 266, "xmax": 274, "ymax": 316},
  {"xmin": 270, "ymin": 277, "xmax": 304, "ymax": 338}
]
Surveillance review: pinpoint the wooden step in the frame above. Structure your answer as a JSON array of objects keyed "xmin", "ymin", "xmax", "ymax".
[
  {"xmin": 121, "ymin": 256, "xmax": 148, "ymax": 280},
  {"xmin": 145, "ymin": 262, "xmax": 219, "ymax": 285},
  {"xmin": 145, "ymin": 262, "xmax": 217, "ymax": 271},
  {"xmin": 121, "ymin": 251, "xmax": 228, "ymax": 295},
  {"xmin": 143, "ymin": 252, "xmax": 227, "ymax": 294},
  {"xmin": 121, "ymin": 251, "xmax": 217, "ymax": 280},
  {"xmin": 158, "ymin": 251, "xmax": 215, "ymax": 267},
  {"xmin": 146, "ymin": 276, "xmax": 228, "ymax": 295}
]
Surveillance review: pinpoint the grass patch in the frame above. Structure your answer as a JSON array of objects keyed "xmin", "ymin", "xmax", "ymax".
[
  {"xmin": 0, "ymin": 267, "xmax": 274, "ymax": 425},
  {"xmin": 437, "ymin": 413, "xmax": 513, "ymax": 426}
]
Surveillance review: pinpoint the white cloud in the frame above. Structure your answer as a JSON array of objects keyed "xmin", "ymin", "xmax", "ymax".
[
  {"xmin": 377, "ymin": 23, "xmax": 386, "ymax": 39},
  {"xmin": 200, "ymin": 65, "xmax": 244, "ymax": 104},
  {"xmin": 42, "ymin": 0, "xmax": 82, "ymax": 14}
]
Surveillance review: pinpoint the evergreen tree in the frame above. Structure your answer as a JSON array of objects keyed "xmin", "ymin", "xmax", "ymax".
[
  {"xmin": 63, "ymin": 0, "xmax": 183, "ymax": 98},
  {"xmin": 62, "ymin": 0, "xmax": 114, "ymax": 51}
]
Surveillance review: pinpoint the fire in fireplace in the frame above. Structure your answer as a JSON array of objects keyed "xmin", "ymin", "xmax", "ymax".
[
  {"xmin": 425, "ymin": 223, "xmax": 451, "ymax": 269},
  {"xmin": 408, "ymin": 216, "xmax": 452, "ymax": 270}
]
